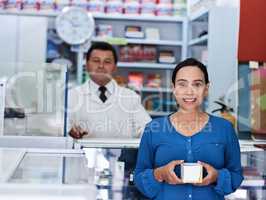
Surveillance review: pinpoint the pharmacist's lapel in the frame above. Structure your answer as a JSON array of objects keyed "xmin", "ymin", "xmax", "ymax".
[{"xmin": 83, "ymin": 80, "xmax": 103, "ymax": 104}]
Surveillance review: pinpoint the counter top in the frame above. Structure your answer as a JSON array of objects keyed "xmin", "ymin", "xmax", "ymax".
[{"xmin": 0, "ymin": 144, "xmax": 265, "ymax": 200}]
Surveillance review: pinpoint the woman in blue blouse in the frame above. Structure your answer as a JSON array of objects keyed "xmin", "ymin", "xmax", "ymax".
[{"xmin": 134, "ymin": 58, "xmax": 243, "ymax": 200}]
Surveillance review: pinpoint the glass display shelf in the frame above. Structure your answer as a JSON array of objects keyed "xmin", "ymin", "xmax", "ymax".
[
  {"xmin": 1, "ymin": 145, "xmax": 266, "ymax": 200},
  {"xmin": 0, "ymin": 147, "xmax": 147, "ymax": 200},
  {"xmin": 0, "ymin": 148, "xmax": 25, "ymax": 182},
  {"xmin": 0, "ymin": 62, "xmax": 67, "ymax": 137},
  {"xmin": 228, "ymin": 150, "xmax": 266, "ymax": 200},
  {"xmin": 0, "ymin": 148, "xmax": 96, "ymax": 200}
]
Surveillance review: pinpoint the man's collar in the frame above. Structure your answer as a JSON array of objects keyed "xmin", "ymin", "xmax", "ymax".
[{"xmin": 87, "ymin": 79, "xmax": 116, "ymax": 94}]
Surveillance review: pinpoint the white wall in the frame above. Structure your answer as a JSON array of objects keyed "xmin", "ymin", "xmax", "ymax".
[
  {"xmin": 207, "ymin": 7, "xmax": 239, "ymax": 115},
  {"xmin": 216, "ymin": 0, "xmax": 239, "ymax": 7},
  {"xmin": 0, "ymin": 15, "xmax": 47, "ymax": 72},
  {"xmin": 17, "ymin": 16, "xmax": 48, "ymax": 64},
  {"xmin": 0, "ymin": 15, "xmax": 17, "ymax": 75}
]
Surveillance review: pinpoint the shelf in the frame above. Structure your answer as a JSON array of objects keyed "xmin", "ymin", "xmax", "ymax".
[
  {"xmin": 93, "ymin": 13, "xmax": 185, "ymax": 22},
  {"xmin": 0, "ymin": 10, "xmax": 185, "ymax": 22},
  {"xmin": 0, "ymin": 10, "xmax": 58, "ymax": 17},
  {"xmin": 79, "ymin": 138, "xmax": 141, "ymax": 148},
  {"xmin": 138, "ymin": 87, "xmax": 172, "ymax": 93},
  {"xmin": 117, "ymin": 62, "xmax": 176, "ymax": 69},
  {"xmin": 148, "ymin": 111, "xmax": 172, "ymax": 116},
  {"xmin": 92, "ymin": 37, "xmax": 183, "ymax": 46},
  {"xmin": 188, "ymin": 34, "xmax": 208, "ymax": 46},
  {"xmin": 189, "ymin": 7, "xmax": 209, "ymax": 21}
]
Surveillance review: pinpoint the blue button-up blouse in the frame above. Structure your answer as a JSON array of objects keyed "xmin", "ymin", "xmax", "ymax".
[{"xmin": 134, "ymin": 114, "xmax": 243, "ymax": 200}]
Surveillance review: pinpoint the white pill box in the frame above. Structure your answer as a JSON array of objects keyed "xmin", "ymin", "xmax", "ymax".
[{"xmin": 181, "ymin": 163, "xmax": 203, "ymax": 183}]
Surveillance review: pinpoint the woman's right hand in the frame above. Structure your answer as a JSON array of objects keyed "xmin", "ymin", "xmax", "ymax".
[
  {"xmin": 154, "ymin": 160, "xmax": 184, "ymax": 184},
  {"xmin": 69, "ymin": 125, "xmax": 88, "ymax": 139}
]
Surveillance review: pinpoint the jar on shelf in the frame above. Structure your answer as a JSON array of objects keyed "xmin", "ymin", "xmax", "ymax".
[
  {"xmin": 124, "ymin": 2, "xmax": 140, "ymax": 15},
  {"xmin": 105, "ymin": 1, "xmax": 123, "ymax": 14},
  {"xmin": 156, "ymin": 3, "xmax": 173, "ymax": 16},
  {"xmin": 141, "ymin": 2, "xmax": 156, "ymax": 16},
  {"xmin": 87, "ymin": 0, "xmax": 104, "ymax": 13}
]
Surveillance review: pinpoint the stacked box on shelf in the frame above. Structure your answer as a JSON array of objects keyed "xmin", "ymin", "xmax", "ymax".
[
  {"xmin": 1, "ymin": 0, "xmax": 187, "ymax": 17},
  {"xmin": 119, "ymin": 45, "xmax": 157, "ymax": 63}
]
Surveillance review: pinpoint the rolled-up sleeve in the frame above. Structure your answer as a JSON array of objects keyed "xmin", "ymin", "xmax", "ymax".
[
  {"xmin": 134, "ymin": 125, "xmax": 163, "ymax": 198},
  {"xmin": 214, "ymin": 124, "xmax": 243, "ymax": 196}
]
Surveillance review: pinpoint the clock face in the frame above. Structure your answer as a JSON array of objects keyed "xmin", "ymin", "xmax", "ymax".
[{"xmin": 56, "ymin": 7, "xmax": 95, "ymax": 45}]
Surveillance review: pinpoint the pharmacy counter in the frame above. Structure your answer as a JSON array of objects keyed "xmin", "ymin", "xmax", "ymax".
[
  {"xmin": 0, "ymin": 139, "xmax": 265, "ymax": 200},
  {"xmin": 0, "ymin": 147, "xmax": 147, "ymax": 200}
]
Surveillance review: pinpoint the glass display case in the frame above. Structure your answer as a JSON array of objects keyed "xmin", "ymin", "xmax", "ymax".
[
  {"xmin": 76, "ymin": 139, "xmax": 266, "ymax": 200},
  {"xmin": 0, "ymin": 147, "xmax": 147, "ymax": 200},
  {"xmin": 0, "ymin": 144, "xmax": 265, "ymax": 200},
  {"xmin": 227, "ymin": 150, "xmax": 266, "ymax": 200},
  {"xmin": 0, "ymin": 62, "xmax": 67, "ymax": 137},
  {"xmin": 0, "ymin": 148, "xmax": 97, "ymax": 200},
  {"xmin": 82, "ymin": 147, "xmax": 147, "ymax": 200},
  {"xmin": 0, "ymin": 148, "xmax": 25, "ymax": 182},
  {"xmin": 240, "ymin": 150, "xmax": 266, "ymax": 200}
]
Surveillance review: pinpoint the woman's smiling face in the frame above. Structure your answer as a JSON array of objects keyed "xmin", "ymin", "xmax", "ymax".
[{"xmin": 173, "ymin": 66, "xmax": 209, "ymax": 113}]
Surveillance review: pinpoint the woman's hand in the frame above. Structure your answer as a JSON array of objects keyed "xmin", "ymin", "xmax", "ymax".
[
  {"xmin": 154, "ymin": 160, "xmax": 184, "ymax": 184},
  {"xmin": 195, "ymin": 161, "xmax": 218, "ymax": 186}
]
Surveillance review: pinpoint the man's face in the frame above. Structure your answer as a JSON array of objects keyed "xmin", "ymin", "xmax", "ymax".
[{"xmin": 87, "ymin": 49, "xmax": 117, "ymax": 85}]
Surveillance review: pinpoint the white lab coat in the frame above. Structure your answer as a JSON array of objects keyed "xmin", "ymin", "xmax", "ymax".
[{"xmin": 67, "ymin": 80, "xmax": 151, "ymax": 138}]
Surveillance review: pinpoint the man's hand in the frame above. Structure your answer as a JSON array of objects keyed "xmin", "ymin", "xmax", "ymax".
[
  {"xmin": 154, "ymin": 160, "xmax": 184, "ymax": 184},
  {"xmin": 69, "ymin": 126, "xmax": 88, "ymax": 139},
  {"xmin": 194, "ymin": 161, "xmax": 218, "ymax": 186}
]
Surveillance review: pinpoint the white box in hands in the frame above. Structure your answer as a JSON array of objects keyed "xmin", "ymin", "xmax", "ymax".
[{"xmin": 181, "ymin": 163, "xmax": 203, "ymax": 183}]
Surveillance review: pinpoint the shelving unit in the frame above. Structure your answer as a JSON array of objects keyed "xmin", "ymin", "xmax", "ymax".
[
  {"xmin": 0, "ymin": 10, "xmax": 184, "ymax": 22},
  {"xmin": 0, "ymin": 8, "xmax": 185, "ymax": 117},
  {"xmin": 91, "ymin": 13, "xmax": 187, "ymax": 116},
  {"xmin": 187, "ymin": 9, "xmax": 208, "ymax": 63},
  {"xmin": 187, "ymin": 4, "xmax": 239, "ymax": 114},
  {"xmin": 188, "ymin": 34, "xmax": 208, "ymax": 46},
  {"xmin": 138, "ymin": 87, "xmax": 172, "ymax": 93},
  {"xmin": 92, "ymin": 37, "xmax": 183, "ymax": 46},
  {"xmin": 0, "ymin": 4, "xmax": 240, "ymax": 117},
  {"xmin": 93, "ymin": 13, "xmax": 185, "ymax": 22},
  {"xmin": 117, "ymin": 62, "xmax": 176, "ymax": 70},
  {"xmin": 189, "ymin": 6, "xmax": 209, "ymax": 21}
]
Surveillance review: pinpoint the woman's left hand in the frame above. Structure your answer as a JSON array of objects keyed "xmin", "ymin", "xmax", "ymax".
[{"xmin": 194, "ymin": 161, "xmax": 218, "ymax": 186}]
